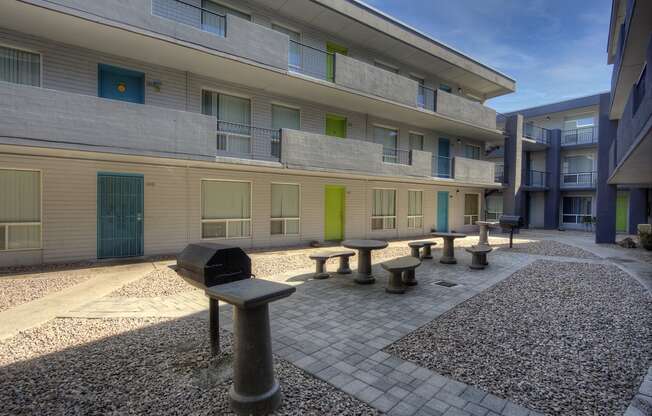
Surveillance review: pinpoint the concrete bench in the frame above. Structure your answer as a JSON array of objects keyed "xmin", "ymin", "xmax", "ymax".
[
  {"xmin": 308, "ymin": 250, "xmax": 355, "ymax": 279},
  {"xmin": 381, "ymin": 256, "xmax": 421, "ymax": 294},
  {"xmin": 408, "ymin": 241, "xmax": 437, "ymax": 259},
  {"xmin": 466, "ymin": 246, "xmax": 493, "ymax": 270}
]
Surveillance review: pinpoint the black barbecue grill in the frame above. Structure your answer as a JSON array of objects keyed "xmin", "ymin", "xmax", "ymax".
[
  {"xmin": 499, "ymin": 215, "xmax": 523, "ymax": 248},
  {"xmin": 176, "ymin": 243, "xmax": 253, "ymax": 355}
]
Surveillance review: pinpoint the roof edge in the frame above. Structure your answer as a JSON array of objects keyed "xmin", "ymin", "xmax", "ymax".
[{"xmin": 503, "ymin": 92, "xmax": 607, "ymax": 117}]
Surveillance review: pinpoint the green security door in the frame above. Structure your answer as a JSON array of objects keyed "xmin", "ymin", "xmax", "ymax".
[
  {"xmin": 616, "ymin": 192, "xmax": 629, "ymax": 233},
  {"xmin": 326, "ymin": 42, "xmax": 347, "ymax": 81},
  {"xmin": 325, "ymin": 114, "xmax": 347, "ymax": 138},
  {"xmin": 324, "ymin": 185, "xmax": 345, "ymax": 241},
  {"xmin": 97, "ymin": 173, "xmax": 144, "ymax": 259}
]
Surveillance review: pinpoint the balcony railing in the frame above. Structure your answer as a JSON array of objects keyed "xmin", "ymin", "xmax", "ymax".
[
  {"xmin": 525, "ymin": 170, "xmax": 548, "ymax": 187},
  {"xmin": 417, "ymin": 85, "xmax": 437, "ymax": 112},
  {"xmin": 562, "ymin": 127, "xmax": 598, "ymax": 146},
  {"xmin": 155, "ymin": 0, "xmax": 227, "ymax": 37},
  {"xmin": 523, "ymin": 124, "xmax": 551, "ymax": 144},
  {"xmin": 494, "ymin": 164, "xmax": 504, "ymax": 183},
  {"xmin": 561, "ymin": 171, "xmax": 597, "ymax": 188},
  {"xmin": 562, "ymin": 214, "xmax": 592, "ymax": 224},
  {"xmin": 217, "ymin": 121, "xmax": 281, "ymax": 161},
  {"xmin": 432, "ymin": 155, "xmax": 453, "ymax": 179},
  {"xmin": 288, "ymin": 40, "xmax": 335, "ymax": 82},
  {"xmin": 382, "ymin": 147, "xmax": 412, "ymax": 165}
]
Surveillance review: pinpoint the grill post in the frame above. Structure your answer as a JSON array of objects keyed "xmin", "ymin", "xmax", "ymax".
[{"xmin": 209, "ymin": 297, "xmax": 220, "ymax": 355}]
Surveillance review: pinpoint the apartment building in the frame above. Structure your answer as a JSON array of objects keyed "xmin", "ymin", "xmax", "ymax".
[
  {"xmin": 488, "ymin": 94, "xmax": 603, "ymax": 231},
  {"xmin": 0, "ymin": 0, "xmax": 514, "ymax": 266},
  {"xmin": 595, "ymin": 0, "xmax": 651, "ymax": 242}
]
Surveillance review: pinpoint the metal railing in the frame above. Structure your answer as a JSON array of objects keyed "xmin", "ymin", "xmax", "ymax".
[
  {"xmin": 523, "ymin": 124, "xmax": 551, "ymax": 144},
  {"xmin": 561, "ymin": 171, "xmax": 597, "ymax": 188},
  {"xmin": 562, "ymin": 214, "xmax": 592, "ymax": 225},
  {"xmin": 525, "ymin": 170, "xmax": 548, "ymax": 187},
  {"xmin": 216, "ymin": 120, "xmax": 281, "ymax": 161},
  {"xmin": 157, "ymin": 0, "xmax": 227, "ymax": 37},
  {"xmin": 485, "ymin": 211, "xmax": 502, "ymax": 221},
  {"xmin": 494, "ymin": 164, "xmax": 504, "ymax": 183},
  {"xmin": 382, "ymin": 147, "xmax": 412, "ymax": 165},
  {"xmin": 432, "ymin": 155, "xmax": 453, "ymax": 179},
  {"xmin": 288, "ymin": 40, "xmax": 335, "ymax": 82},
  {"xmin": 416, "ymin": 85, "xmax": 437, "ymax": 112},
  {"xmin": 562, "ymin": 126, "xmax": 598, "ymax": 146}
]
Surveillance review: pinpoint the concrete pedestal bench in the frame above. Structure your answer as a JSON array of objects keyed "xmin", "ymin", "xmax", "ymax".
[
  {"xmin": 205, "ymin": 279, "xmax": 295, "ymax": 416},
  {"xmin": 381, "ymin": 256, "xmax": 421, "ymax": 294},
  {"xmin": 408, "ymin": 241, "xmax": 437, "ymax": 259},
  {"xmin": 466, "ymin": 246, "xmax": 493, "ymax": 270},
  {"xmin": 309, "ymin": 250, "xmax": 355, "ymax": 279}
]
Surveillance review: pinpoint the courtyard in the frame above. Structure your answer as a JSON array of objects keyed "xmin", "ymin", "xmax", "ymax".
[{"xmin": 0, "ymin": 231, "xmax": 651, "ymax": 416}]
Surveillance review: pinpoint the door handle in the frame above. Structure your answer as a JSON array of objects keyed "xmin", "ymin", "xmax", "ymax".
[{"xmin": 136, "ymin": 214, "xmax": 143, "ymax": 221}]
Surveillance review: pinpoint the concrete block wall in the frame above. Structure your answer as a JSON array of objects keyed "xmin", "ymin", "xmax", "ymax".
[
  {"xmin": 453, "ymin": 157, "xmax": 496, "ymax": 185},
  {"xmin": 436, "ymin": 89, "xmax": 497, "ymax": 130}
]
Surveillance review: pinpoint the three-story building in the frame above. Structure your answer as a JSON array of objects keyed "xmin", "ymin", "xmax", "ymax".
[{"xmin": 0, "ymin": 0, "xmax": 515, "ymax": 266}]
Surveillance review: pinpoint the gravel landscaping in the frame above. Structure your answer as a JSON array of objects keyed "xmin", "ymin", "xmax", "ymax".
[
  {"xmin": 496, "ymin": 239, "xmax": 599, "ymax": 259},
  {"xmin": 108, "ymin": 265, "xmax": 198, "ymax": 297},
  {"xmin": 386, "ymin": 260, "xmax": 652, "ymax": 415},
  {"xmin": 0, "ymin": 273, "xmax": 92, "ymax": 312},
  {"xmin": 0, "ymin": 315, "xmax": 379, "ymax": 416}
]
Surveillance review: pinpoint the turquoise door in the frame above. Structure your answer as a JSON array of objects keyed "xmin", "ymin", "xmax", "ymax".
[
  {"xmin": 97, "ymin": 173, "xmax": 144, "ymax": 259},
  {"xmin": 437, "ymin": 191, "xmax": 449, "ymax": 232},
  {"xmin": 437, "ymin": 138, "xmax": 451, "ymax": 178},
  {"xmin": 98, "ymin": 64, "xmax": 145, "ymax": 104}
]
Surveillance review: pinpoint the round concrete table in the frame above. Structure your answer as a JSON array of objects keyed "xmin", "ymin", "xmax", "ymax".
[
  {"xmin": 342, "ymin": 239, "xmax": 388, "ymax": 284},
  {"xmin": 431, "ymin": 232, "xmax": 467, "ymax": 264},
  {"xmin": 475, "ymin": 221, "xmax": 498, "ymax": 248}
]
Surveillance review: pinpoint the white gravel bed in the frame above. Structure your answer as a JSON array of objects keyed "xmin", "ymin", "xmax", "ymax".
[
  {"xmin": 108, "ymin": 265, "xmax": 198, "ymax": 298},
  {"xmin": 0, "ymin": 273, "xmax": 92, "ymax": 312},
  {"xmin": 0, "ymin": 315, "xmax": 378, "ymax": 415},
  {"xmin": 496, "ymin": 239, "xmax": 599, "ymax": 259},
  {"xmin": 386, "ymin": 260, "xmax": 652, "ymax": 415}
]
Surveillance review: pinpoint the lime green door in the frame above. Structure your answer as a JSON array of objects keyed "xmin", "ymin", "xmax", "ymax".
[
  {"xmin": 325, "ymin": 185, "xmax": 345, "ymax": 241},
  {"xmin": 616, "ymin": 193, "xmax": 629, "ymax": 232},
  {"xmin": 326, "ymin": 42, "xmax": 347, "ymax": 81},
  {"xmin": 325, "ymin": 114, "xmax": 347, "ymax": 138}
]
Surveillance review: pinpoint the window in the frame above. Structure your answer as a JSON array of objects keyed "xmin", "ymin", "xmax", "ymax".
[
  {"xmin": 464, "ymin": 194, "xmax": 479, "ymax": 225},
  {"xmin": 202, "ymin": 90, "xmax": 251, "ymax": 155},
  {"xmin": 201, "ymin": 180, "xmax": 251, "ymax": 238},
  {"xmin": 271, "ymin": 104, "xmax": 300, "ymax": 130},
  {"xmin": 374, "ymin": 126, "xmax": 399, "ymax": 163},
  {"xmin": 563, "ymin": 114, "xmax": 596, "ymax": 144},
  {"xmin": 409, "ymin": 133, "xmax": 424, "ymax": 151},
  {"xmin": 563, "ymin": 155, "xmax": 593, "ymax": 173},
  {"xmin": 272, "ymin": 24, "xmax": 301, "ymax": 69},
  {"xmin": 463, "ymin": 144, "xmax": 481, "ymax": 160},
  {"xmin": 407, "ymin": 190, "xmax": 423, "ymax": 228},
  {"xmin": 374, "ymin": 61, "xmax": 399, "ymax": 74},
  {"xmin": 371, "ymin": 189, "xmax": 396, "ymax": 230},
  {"xmin": 562, "ymin": 197, "xmax": 592, "ymax": 224},
  {"xmin": 271, "ymin": 184, "xmax": 300, "ymax": 235},
  {"xmin": 0, "ymin": 169, "xmax": 41, "ymax": 251},
  {"xmin": 439, "ymin": 83, "xmax": 452, "ymax": 93},
  {"xmin": 0, "ymin": 46, "xmax": 40, "ymax": 87},
  {"xmin": 485, "ymin": 195, "xmax": 503, "ymax": 221},
  {"xmin": 201, "ymin": 1, "xmax": 250, "ymax": 36}
]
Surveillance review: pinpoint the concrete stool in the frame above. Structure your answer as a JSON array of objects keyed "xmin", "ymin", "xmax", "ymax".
[
  {"xmin": 381, "ymin": 256, "xmax": 421, "ymax": 293},
  {"xmin": 466, "ymin": 246, "xmax": 493, "ymax": 270},
  {"xmin": 309, "ymin": 250, "xmax": 355, "ymax": 279},
  {"xmin": 205, "ymin": 279, "xmax": 295, "ymax": 415},
  {"xmin": 408, "ymin": 241, "xmax": 437, "ymax": 259}
]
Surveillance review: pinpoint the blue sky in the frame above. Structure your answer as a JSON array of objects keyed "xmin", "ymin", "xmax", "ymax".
[{"xmin": 362, "ymin": 0, "xmax": 612, "ymax": 113}]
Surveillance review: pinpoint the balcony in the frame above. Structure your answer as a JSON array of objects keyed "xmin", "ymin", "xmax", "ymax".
[
  {"xmin": 494, "ymin": 164, "xmax": 505, "ymax": 183},
  {"xmin": 432, "ymin": 155, "xmax": 452, "ymax": 179},
  {"xmin": 561, "ymin": 171, "xmax": 597, "ymax": 189},
  {"xmin": 523, "ymin": 124, "xmax": 551, "ymax": 145},
  {"xmin": 524, "ymin": 170, "xmax": 549, "ymax": 189},
  {"xmin": 0, "ymin": 81, "xmax": 216, "ymax": 159},
  {"xmin": 561, "ymin": 127, "xmax": 598, "ymax": 146},
  {"xmin": 279, "ymin": 129, "xmax": 432, "ymax": 178},
  {"xmin": 432, "ymin": 89, "xmax": 497, "ymax": 130},
  {"xmin": 431, "ymin": 156, "xmax": 498, "ymax": 185}
]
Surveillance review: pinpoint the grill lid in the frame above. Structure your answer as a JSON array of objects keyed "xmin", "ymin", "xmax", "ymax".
[{"xmin": 177, "ymin": 242, "xmax": 251, "ymax": 288}]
